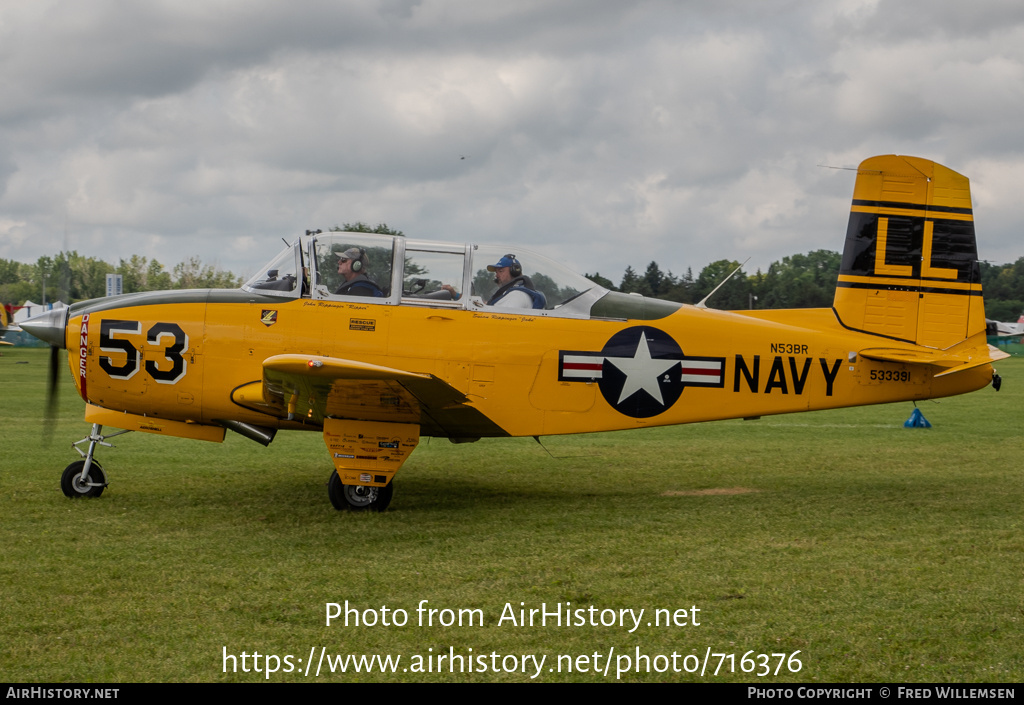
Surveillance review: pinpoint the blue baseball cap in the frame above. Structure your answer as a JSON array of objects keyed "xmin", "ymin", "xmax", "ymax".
[{"xmin": 487, "ymin": 255, "xmax": 518, "ymax": 271}]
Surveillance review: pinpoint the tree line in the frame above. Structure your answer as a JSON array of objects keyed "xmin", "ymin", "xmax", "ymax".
[
  {"xmin": 586, "ymin": 252, "xmax": 1024, "ymax": 321},
  {"xmin": 0, "ymin": 252, "xmax": 241, "ymax": 306},
  {"xmin": 2, "ymin": 237, "xmax": 1022, "ymax": 321},
  {"xmin": 586, "ymin": 249, "xmax": 843, "ymax": 311},
  {"xmin": 0, "ymin": 223, "xmax": 394, "ymax": 306}
]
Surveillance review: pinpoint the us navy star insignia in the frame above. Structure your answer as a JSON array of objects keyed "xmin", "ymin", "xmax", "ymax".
[
  {"xmin": 558, "ymin": 326, "xmax": 726, "ymax": 419},
  {"xmin": 604, "ymin": 333, "xmax": 679, "ymax": 406}
]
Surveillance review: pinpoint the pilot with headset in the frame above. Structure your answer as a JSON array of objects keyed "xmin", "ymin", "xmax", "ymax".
[
  {"xmin": 335, "ymin": 247, "xmax": 384, "ymax": 297},
  {"xmin": 486, "ymin": 254, "xmax": 545, "ymax": 309}
]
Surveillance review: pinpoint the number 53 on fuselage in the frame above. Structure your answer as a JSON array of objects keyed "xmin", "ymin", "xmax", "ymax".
[{"xmin": 22, "ymin": 155, "xmax": 1008, "ymax": 511}]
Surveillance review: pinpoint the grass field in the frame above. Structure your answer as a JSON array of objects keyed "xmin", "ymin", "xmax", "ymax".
[{"xmin": 1, "ymin": 347, "xmax": 1020, "ymax": 683}]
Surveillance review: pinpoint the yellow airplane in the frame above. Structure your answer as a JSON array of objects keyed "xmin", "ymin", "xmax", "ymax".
[
  {"xmin": 21, "ymin": 155, "xmax": 1008, "ymax": 510},
  {"xmin": 0, "ymin": 305, "xmax": 15, "ymax": 346}
]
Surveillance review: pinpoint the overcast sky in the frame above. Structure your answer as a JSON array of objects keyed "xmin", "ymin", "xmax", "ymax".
[{"xmin": 2, "ymin": 0, "xmax": 1022, "ymax": 284}]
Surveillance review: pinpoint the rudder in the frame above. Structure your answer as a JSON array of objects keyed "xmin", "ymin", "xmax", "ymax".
[{"xmin": 832, "ymin": 155, "xmax": 985, "ymax": 349}]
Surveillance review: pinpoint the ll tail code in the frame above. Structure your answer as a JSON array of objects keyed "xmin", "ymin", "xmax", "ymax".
[{"xmin": 832, "ymin": 155, "xmax": 985, "ymax": 349}]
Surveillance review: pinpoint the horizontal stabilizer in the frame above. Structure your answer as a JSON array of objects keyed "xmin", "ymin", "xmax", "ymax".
[
  {"xmin": 858, "ymin": 347, "xmax": 947, "ymax": 365},
  {"xmin": 859, "ymin": 344, "xmax": 1009, "ymax": 377},
  {"xmin": 932, "ymin": 346, "xmax": 1010, "ymax": 378}
]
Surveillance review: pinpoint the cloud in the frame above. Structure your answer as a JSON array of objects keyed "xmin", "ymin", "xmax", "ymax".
[{"xmin": 0, "ymin": 0, "xmax": 1022, "ymax": 283}]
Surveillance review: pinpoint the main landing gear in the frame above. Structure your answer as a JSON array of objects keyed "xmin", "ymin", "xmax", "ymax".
[
  {"xmin": 327, "ymin": 471, "xmax": 394, "ymax": 512},
  {"xmin": 61, "ymin": 424, "xmax": 130, "ymax": 499}
]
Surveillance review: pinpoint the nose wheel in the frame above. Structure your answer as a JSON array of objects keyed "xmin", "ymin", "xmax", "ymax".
[{"xmin": 61, "ymin": 460, "xmax": 107, "ymax": 498}]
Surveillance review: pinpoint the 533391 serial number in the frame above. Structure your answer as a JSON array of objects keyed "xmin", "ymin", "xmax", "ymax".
[{"xmin": 869, "ymin": 369, "xmax": 909, "ymax": 382}]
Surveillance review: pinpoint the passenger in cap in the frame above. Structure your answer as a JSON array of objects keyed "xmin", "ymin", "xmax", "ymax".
[
  {"xmin": 486, "ymin": 254, "xmax": 545, "ymax": 309},
  {"xmin": 335, "ymin": 247, "xmax": 384, "ymax": 297}
]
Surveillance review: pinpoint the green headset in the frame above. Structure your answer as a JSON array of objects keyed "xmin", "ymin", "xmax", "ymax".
[{"xmin": 351, "ymin": 249, "xmax": 365, "ymax": 273}]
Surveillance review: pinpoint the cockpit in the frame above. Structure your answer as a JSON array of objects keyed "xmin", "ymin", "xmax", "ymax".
[{"xmin": 242, "ymin": 232, "xmax": 614, "ymax": 319}]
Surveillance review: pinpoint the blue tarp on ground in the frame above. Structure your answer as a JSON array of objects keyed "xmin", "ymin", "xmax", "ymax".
[{"xmin": 904, "ymin": 408, "xmax": 932, "ymax": 428}]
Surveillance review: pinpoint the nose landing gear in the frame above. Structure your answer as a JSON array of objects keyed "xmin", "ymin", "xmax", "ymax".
[{"xmin": 61, "ymin": 423, "xmax": 131, "ymax": 499}]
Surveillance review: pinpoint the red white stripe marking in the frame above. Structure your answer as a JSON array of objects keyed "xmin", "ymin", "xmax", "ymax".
[
  {"xmin": 561, "ymin": 355, "xmax": 604, "ymax": 378},
  {"xmin": 79, "ymin": 314, "xmax": 89, "ymax": 401},
  {"xmin": 680, "ymin": 360, "xmax": 723, "ymax": 383}
]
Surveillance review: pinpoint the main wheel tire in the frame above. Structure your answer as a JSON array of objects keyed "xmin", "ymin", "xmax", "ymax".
[
  {"xmin": 327, "ymin": 472, "xmax": 393, "ymax": 512},
  {"xmin": 61, "ymin": 460, "xmax": 107, "ymax": 499}
]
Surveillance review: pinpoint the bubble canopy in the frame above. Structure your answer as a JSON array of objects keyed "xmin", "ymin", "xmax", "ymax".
[{"xmin": 242, "ymin": 233, "xmax": 614, "ymax": 319}]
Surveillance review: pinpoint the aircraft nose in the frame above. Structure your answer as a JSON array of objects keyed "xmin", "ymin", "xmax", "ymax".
[{"xmin": 21, "ymin": 308, "xmax": 68, "ymax": 349}]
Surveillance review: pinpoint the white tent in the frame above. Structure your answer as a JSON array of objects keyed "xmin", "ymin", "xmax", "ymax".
[{"xmin": 13, "ymin": 300, "xmax": 67, "ymax": 325}]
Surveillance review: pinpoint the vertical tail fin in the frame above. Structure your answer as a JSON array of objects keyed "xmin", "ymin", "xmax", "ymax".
[{"xmin": 832, "ymin": 155, "xmax": 985, "ymax": 349}]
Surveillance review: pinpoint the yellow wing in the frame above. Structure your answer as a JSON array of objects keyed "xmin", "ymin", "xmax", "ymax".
[{"xmin": 231, "ymin": 354, "xmax": 507, "ymax": 440}]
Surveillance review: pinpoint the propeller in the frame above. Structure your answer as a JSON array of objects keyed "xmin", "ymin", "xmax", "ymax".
[
  {"xmin": 20, "ymin": 307, "xmax": 69, "ymax": 444},
  {"xmin": 41, "ymin": 254, "xmax": 71, "ymax": 443},
  {"xmin": 44, "ymin": 343, "xmax": 61, "ymax": 442}
]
